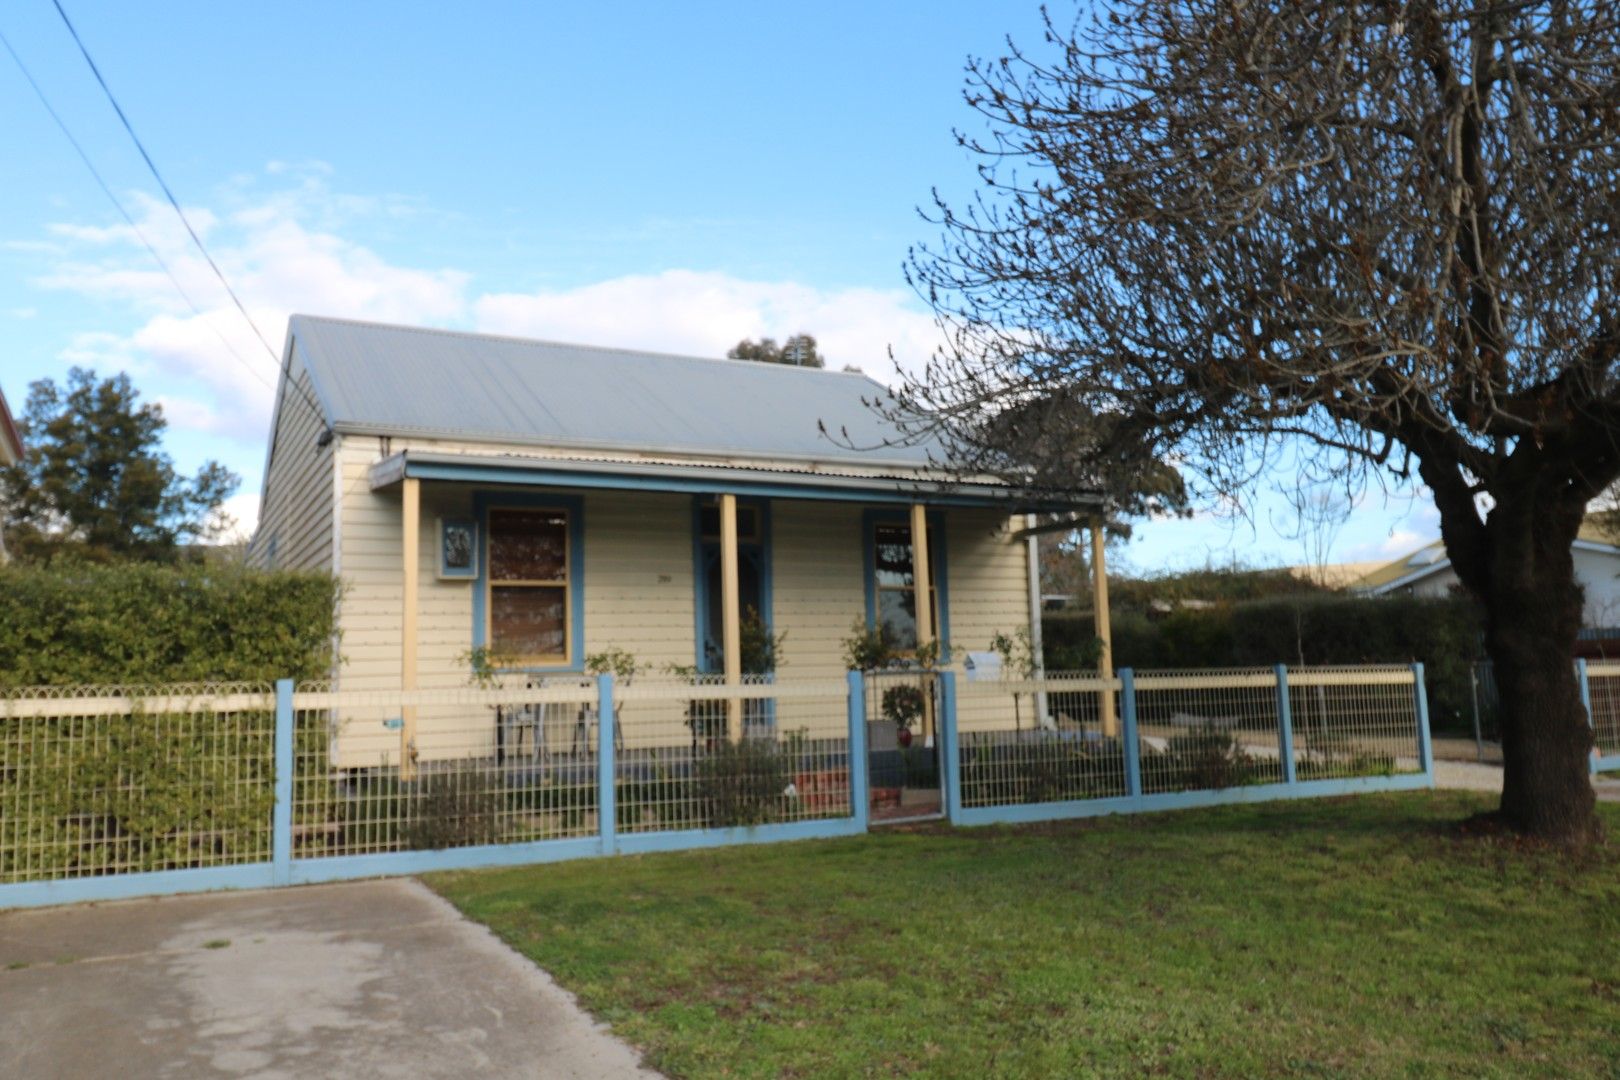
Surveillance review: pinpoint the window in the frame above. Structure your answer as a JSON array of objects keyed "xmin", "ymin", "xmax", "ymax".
[
  {"xmin": 695, "ymin": 500, "xmax": 768, "ymax": 672},
  {"xmin": 871, "ymin": 522, "xmax": 939, "ymax": 651},
  {"xmin": 487, "ymin": 507, "xmax": 570, "ymax": 661}
]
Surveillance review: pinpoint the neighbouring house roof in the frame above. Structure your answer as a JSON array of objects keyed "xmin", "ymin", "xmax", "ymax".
[
  {"xmin": 1352, "ymin": 520, "xmax": 1620, "ymax": 594},
  {"xmin": 1284, "ymin": 561, "xmax": 1387, "ymax": 590},
  {"xmin": 284, "ymin": 314, "xmax": 1098, "ymax": 510},
  {"xmin": 0, "ymin": 382, "xmax": 22, "ymax": 467}
]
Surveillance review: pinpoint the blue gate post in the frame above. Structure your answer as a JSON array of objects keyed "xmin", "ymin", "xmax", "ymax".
[
  {"xmin": 847, "ymin": 670, "xmax": 869, "ymax": 832},
  {"xmin": 1120, "ymin": 669, "xmax": 1142, "ymax": 799},
  {"xmin": 272, "ymin": 679, "xmax": 294, "ymax": 886},
  {"xmin": 939, "ymin": 671, "xmax": 962, "ymax": 824},
  {"xmin": 1577, "ymin": 658, "xmax": 1595, "ymax": 775},
  {"xmin": 597, "ymin": 674, "xmax": 617, "ymax": 855},
  {"xmin": 1275, "ymin": 664, "xmax": 1297, "ymax": 786},
  {"xmin": 1413, "ymin": 662, "xmax": 1434, "ymax": 783}
]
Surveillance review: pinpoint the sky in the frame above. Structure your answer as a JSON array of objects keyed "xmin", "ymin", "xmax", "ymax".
[{"xmin": 0, "ymin": 1, "xmax": 1441, "ymax": 574}]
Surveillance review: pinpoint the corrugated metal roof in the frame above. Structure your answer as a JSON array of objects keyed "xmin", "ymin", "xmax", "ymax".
[{"xmin": 290, "ymin": 315, "xmax": 945, "ymax": 469}]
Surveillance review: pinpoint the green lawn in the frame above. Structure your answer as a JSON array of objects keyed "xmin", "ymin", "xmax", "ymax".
[{"xmin": 429, "ymin": 792, "xmax": 1620, "ymax": 1078}]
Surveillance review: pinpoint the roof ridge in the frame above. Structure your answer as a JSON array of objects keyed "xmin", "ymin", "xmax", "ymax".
[{"xmin": 289, "ymin": 313, "xmax": 887, "ymax": 384}]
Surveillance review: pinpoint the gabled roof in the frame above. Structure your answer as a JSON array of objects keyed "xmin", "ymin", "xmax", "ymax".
[
  {"xmin": 1353, "ymin": 519, "xmax": 1620, "ymax": 593},
  {"xmin": 289, "ymin": 314, "xmax": 945, "ymax": 471}
]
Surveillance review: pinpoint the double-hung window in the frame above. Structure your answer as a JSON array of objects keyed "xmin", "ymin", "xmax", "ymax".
[
  {"xmin": 486, "ymin": 507, "xmax": 571, "ymax": 663},
  {"xmin": 871, "ymin": 522, "xmax": 939, "ymax": 651}
]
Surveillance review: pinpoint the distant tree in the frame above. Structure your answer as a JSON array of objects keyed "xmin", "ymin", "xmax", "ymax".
[
  {"xmin": 0, "ymin": 368, "xmax": 238, "ymax": 562},
  {"xmin": 728, "ymin": 334, "xmax": 825, "ymax": 368}
]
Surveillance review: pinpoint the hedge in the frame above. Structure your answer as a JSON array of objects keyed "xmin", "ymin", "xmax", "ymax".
[
  {"xmin": 1044, "ymin": 594, "xmax": 1483, "ymax": 732},
  {"xmin": 0, "ymin": 561, "xmax": 339, "ymax": 686}
]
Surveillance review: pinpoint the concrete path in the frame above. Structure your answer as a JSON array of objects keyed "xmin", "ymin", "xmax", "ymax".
[
  {"xmin": 1432, "ymin": 758, "xmax": 1620, "ymax": 803},
  {"xmin": 0, "ymin": 879, "xmax": 659, "ymax": 1079}
]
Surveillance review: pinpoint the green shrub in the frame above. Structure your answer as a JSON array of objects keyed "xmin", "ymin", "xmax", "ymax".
[
  {"xmin": 960, "ymin": 738, "xmax": 1126, "ymax": 806},
  {"xmin": 696, "ymin": 738, "xmax": 792, "ymax": 827},
  {"xmin": 401, "ymin": 768, "xmax": 505, "ymax": 850},
  {"xmin": 1160, "ymin": 723, "xmax": 1263, "ymax": 790},
  {"xmin": 0, "ymin": 561, "xmax": 339, "ymax": 686},
  {"xmin": 0, "ymin": 707, "xmax": 276, "ymax": 881},
  {"xmin": 1046, "ymin": 594, "xmax": 1481, "ymax": 732}
]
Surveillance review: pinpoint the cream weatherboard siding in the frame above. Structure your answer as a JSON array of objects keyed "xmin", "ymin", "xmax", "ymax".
[
  {"xmin": 247, "ymin": 366, "xmax": 333, "ymax": 572},
  {"xmin": 317, "ymin": 434, "xmax": 1038, "ymax": 764}
]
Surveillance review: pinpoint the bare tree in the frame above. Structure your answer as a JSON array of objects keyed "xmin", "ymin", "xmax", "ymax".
[{"xmin": 897, "ymin": 1, "xmax": 1620, "ymax": 841}]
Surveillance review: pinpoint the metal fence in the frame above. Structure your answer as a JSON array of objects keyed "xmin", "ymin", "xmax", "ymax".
[
  {"xmin": 0, "ymin": 684, "xmax": 277, "ymax": 885},
  {"xmin": 955, "ymin": 674, "xmax": 1127, "ymax": 808},
  {"xmin": 0, "ymin": 665, "xmax": 1433, "ymax": 909},
  {"xmin": 945, "ymin": 664, "xmax": 1432, "ymax": 826},
  {"xmin": 1469, "ymin": 659, "xmax": 1620, "ymax": 771},
  {"xmin": 1582, "ymin": 661, "xmax": 1620, "ymax": 770}
]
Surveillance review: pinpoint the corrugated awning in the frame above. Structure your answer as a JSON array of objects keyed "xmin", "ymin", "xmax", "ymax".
[{"xmin": 367, "ymin": 449, "xmax": 1100, "ymax": 512}]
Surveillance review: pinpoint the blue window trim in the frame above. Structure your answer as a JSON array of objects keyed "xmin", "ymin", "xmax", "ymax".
[
  {"xmin": 471, "ymin": 490, "xmax": 586, "ymax": 673},
  {"xmin": 691, "ymin": 497, "xmax": 773, "ymax": 673},
  {"xmin": 861, "ymin": 508, "xmax": 950, "ymax": 653}
]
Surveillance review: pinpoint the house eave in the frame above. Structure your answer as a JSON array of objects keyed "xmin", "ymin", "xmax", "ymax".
[{"xmin": 366, "ymin": 449, "xmax": 1098, "ymax": 513}]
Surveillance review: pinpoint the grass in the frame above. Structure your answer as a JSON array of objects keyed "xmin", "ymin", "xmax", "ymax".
[{"xmin": 429, "ymin": 792, "xmax": 1620, "ymax": 1078}]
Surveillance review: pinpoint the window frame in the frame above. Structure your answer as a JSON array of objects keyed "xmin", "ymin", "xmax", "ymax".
[
  {"xmin": 471, "ymin": 491, "xmax": 585, "ymax": 672},
  {"xmin": 691, "ymin": 497, "xmax": 772, "ymax": 673},
  {"xmin": 861, "ymin": 509, "xmax": 949, "ymax": 655}
]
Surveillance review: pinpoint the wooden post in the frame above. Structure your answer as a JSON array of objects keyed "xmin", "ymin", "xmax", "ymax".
[
  {"xmin": 401, "ymin": 476, "xmax": 420, "ymax": 778},
  {"xmin": 720, "ymin": 493, "xmax": 743, "ymax": 742},
  {"xmin": 911, "ymin": 503, "xmax": 935, "ymax": 741},
  {"xmin": 1092, "ymin": 515, "xmax": 1117, "ymax": 737}
]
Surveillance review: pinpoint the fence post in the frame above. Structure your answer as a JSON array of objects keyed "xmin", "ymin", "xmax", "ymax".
[
  {"xmin": 273, "ymin": 679, "xmax": 294, "ymax": 886},
  {"xmin": 847, "ymin": 670, "xmax": 869, "ymax": 832},
  {"xmin": 1120, "ymin": 668, "xmax": 1142, "ymax": 800},
  {"xmin": 939, "ymin": 671, "xmax": 962, "ymax": 824},
  {"xmin": 1275, "ymin": 664, "xmax": 1297, "ymax": 786},
  {"xmin": 1412, "ymin": 662, "xmax": 1434, "ymax": 783},
  {"xmin": 1577, "ymin": 658, "xmax": 1595, "ymax": 775},
  {"xmin": 598, "ymin": 673, "xmax": 616, "ymax": 854},
  {"xmin": 1469, "ymin": 664, "xmax": 1485, "ymax": 763}
]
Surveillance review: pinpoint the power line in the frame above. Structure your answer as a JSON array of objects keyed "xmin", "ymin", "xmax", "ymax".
[
  {"xmin": 12, "ymin": 3, "xmax": 330, "ymax": 438},
  {"xmin": 0, "ymin": 23, "xmax": 273, "ymax": 395},
  {"xmin": 49, "ymin": 0, "xmax": 283, "ymax": 366}
]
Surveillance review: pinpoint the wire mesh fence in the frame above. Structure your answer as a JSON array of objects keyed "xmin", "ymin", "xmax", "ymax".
[
  {"xmin": 1286, "ymin": 667, "xmax": 1423, "ymax": 779},
  {"xmin": 0, "ymin": 664, "xmax": 1430, "ymax": 900},
  {"xmin": 1586, "ymin": 662, "xmax": 1620, "ymax": 761},
  {"xmin": 291, "ymin": 681, "xmax": 603, "ymax": 858},
  {"xmin": 1132, "ymin": 669, "xmax": 1289, "ymax": 794},
  {"xmin": 0, "ymin": 684, "xmax": 277, "ymax": 884},
  {"xmin": 956, "ymin": 674, "xmax": 1128, "ymax": 807},
  {"xmin": 616, "ymin": 677, "xmax": 853, "ymax": 833}
]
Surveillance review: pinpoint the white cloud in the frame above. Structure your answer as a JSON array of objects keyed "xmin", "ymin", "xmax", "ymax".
[
  {"xmin": 213, "ymin": 490, "xmax": 260, "ymax": 545},
  {"xmin": 32, "ymin": 178, "xmax": 468, "ymax": 440},
  {"xmin": 474, "ymin": 269, "xmax": 942, "ymax": 385},
  {"xmin": 29, "ymin": 172, "xmax": 945, "ymax": 460},
  {"xmin": 1339, "ymin": 501, "xmax": 1442, "ymax": 562}
]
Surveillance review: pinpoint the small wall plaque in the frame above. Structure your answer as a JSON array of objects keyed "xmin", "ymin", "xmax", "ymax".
[{"xmin": 438, "ymin": 517, "xmax": 478, "ymax": 580}]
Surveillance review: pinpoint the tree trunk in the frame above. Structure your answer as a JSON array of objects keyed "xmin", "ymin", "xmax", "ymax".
[{"xmin": 1474, "ymin": 495, "xmax": 1598, "ymax": 842}]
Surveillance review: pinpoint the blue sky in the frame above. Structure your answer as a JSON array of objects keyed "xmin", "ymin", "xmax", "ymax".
[{"xmin": 0, "ymin": 1, "xmax": 1439, "ymax": 572}]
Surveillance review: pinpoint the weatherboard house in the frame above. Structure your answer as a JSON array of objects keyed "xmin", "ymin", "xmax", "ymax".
[{"xmin": 248, "ymin": 316, "xmax": 1095, "ymax": 766}]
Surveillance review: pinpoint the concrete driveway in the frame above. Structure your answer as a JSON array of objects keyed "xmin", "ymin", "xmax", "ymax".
[{"xmin": 0, "ymin": 879, "xmax": 658, "ymax": 1079}]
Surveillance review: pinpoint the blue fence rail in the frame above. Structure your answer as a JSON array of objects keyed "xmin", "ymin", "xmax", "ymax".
[{"xmin": 0, "ymin": 665, "xmax": 1436, "ymax": 910}]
